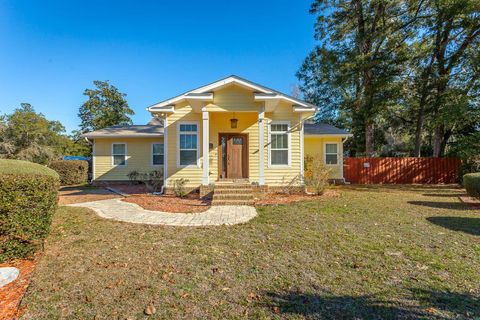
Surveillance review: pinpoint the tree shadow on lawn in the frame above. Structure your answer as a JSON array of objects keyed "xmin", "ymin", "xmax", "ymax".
[
  {"xmin": 341, "ymin": 184, "xmax": 461, "ymax": 193},
  {"xmin": 408, "ymin": 201, "xmax": 476, "ymax": 211},
  {"xmin": 422, "ymin": 193, "xmax": 466, "ymax": 198},
  {"xmin": 262, "ymin": 288, "xmax": 479, "ymax": 319},
  {"xmin": 427, "ymin": 216, "xmax": 480, "ymax": 236}
]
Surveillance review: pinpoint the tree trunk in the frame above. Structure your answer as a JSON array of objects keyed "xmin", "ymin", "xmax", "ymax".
[
  {"xmin": 433, "ymin": 125, "xmax": 444, "ymax": 157},
  {"xmin": 413, "ymin": 54, "xmax": 436, "ymax": 157},
  {"xmin": 413, "ymin": 103, "xmax": 425, "ymax": 157},
  {"xmin": 365, "ymin": 121, "xmax": 375, "ymax": 157}
]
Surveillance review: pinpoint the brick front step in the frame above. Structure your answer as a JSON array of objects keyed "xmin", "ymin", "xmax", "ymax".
[
  {"xmin": 213, "ymin": 188, "xmax": 253, "ymax": 194},
  {"xmin": 213, "ymin": 185, "xmax": 251, "ymax": 190},
  {"xmin": 213, "ymin": 194, "xmax": 254, "ymax": 201},
  {"xmin": 211, "ymin": 199, "xmax": 255, "ymax": 206},
  {"xmin": 211, "ymin": 183, "xmax": 254, "ymax": 206}
]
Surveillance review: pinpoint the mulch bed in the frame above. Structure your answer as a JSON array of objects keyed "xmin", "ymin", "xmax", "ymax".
[
  {"xmin": 0, "ymin": 258, "xmax": 37, "ymax": 320},
  {"xmin": 255, "ymin": 189, "xmax": 340, "ymax": 206},
  {"xmin": 109, "ymin": 184, "xmax": 150, "ymax": 195},
  {"xmin": 58, "ymin": 186, "xmax": 120, "ymax": 205},
  {"xmin": 459, "ymin": 195, "xmax": 480, "ymax": 208},
  {"xmin": 123, "ymin": 194, "xmax": 211, "ymax": 213}
]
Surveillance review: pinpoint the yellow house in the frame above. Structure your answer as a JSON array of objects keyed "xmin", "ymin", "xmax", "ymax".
[{"xmin": 84, "ymin": 75, "xmax": 351, "ymax": 194}]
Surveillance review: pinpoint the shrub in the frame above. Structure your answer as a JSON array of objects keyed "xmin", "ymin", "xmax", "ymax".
[
  {"xmin": 127, "ymin": 170, "xmax": 141, "ymax": 184},
  {"xmin": 463, "ymin": 173, "xmax": 480, "ymax": 199},
  {"xmin": 0, "ymin": 159, "xmax": 60, "ymax": 262},
  {"xmin": 146, "ymin": 170, "xmax": 164, "ymax": 193},
  {"xmin": 304, "ymin": 154, "xmax": 331, "ymax": 195},
  {"xmin": 49, "ymin": 160, "xmax": 88, "ymax": 185},
  {"xmin": 173, "ymin": 178, "xmax": 189, "ymax": 198},
  {"xmin": 280, "ymin": 175, "xmax": 302, "ymax": 195}
]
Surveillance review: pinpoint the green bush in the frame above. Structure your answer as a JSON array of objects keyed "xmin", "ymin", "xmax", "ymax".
[
  {"xmin": 49, "ymin": 160, "xmax": 88, "ymax": 185},
  {"xmin": 304, "ymin": 154, "xmax": 331, "ymax": 195},
  {"xmin": 463, "ymin": 173, "xmax": 480, "ymax": 199},
  {"xmin": 173, "ymin": 178, "xmax": 189, "ymax": 198},
  {"xmin": 0, "ymin": 159, "xmax": 60, "ymax": 262}
]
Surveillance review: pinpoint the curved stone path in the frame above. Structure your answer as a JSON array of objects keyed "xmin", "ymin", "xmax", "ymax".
[{"xmin": 69, "ymin": 198, "xmax": 257, "ymax": 226}]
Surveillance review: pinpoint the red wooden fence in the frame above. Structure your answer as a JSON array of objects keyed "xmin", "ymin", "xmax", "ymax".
[{"xmin": 343, "ymin": 157, "xmax": 461, "ymax": 184}]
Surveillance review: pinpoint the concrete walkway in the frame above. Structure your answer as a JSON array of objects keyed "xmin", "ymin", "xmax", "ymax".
[{"xmin": 69, "ymin": 198, "xmax": 257, "ymax": 226}]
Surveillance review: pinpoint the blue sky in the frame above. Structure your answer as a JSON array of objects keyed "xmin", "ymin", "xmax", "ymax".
[{"xmin": 0, "ymin": 0, "xmax": 315, "ymax": 133}]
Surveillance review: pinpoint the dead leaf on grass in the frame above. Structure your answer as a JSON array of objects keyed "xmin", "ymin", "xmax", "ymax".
[{"xmin": 144, "ymin": 304, "xmax": 156, "ymax": 315}]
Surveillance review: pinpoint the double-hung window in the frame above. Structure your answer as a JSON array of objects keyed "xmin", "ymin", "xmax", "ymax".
[
  {"xmin": 178, "ymin": 123, "xmax": 198, "ymax": 166},
  {"xmin": 269, "ymin": 122, "xmax": 290, "ymax": 166},
  {"xmin": 152, "ymin": 143, "xmax": 164, "ymax": 166},
  {"xmin": 112, "ymin": 143, "xmax": 127, "ymax": 166},
  {"xmin": 325, "ymin": 143, "xmax": 338, "ymax": 165}
]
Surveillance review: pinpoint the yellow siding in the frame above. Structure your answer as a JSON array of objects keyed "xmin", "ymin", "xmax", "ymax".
[
  {"xmin": 164, "ymin": 102, "xmax": 203, "ymax": 188},
  {"xmin": 94, "ymin": 137, "xmax": 164, "ymax": 181},
  {"xmin": 206, "ymin": 84, "xmax": 261, "ymax": 112},
  {"xmin": 304, "ymin": 136, "xmax": 344, "ymax": 179},
  {"xmin": 264, "ymin": 102, "xmax": 302, "ymax": 185}
]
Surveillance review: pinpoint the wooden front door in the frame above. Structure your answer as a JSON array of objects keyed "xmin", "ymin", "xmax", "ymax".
[{"xmin": 218, "ymin": 134, "xmax": 248, "ymax": 179}]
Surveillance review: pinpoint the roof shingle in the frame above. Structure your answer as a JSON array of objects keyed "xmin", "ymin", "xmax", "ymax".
[{"xmin": 304, "ymin": 122, "xmax": 351, "ymax": 136}]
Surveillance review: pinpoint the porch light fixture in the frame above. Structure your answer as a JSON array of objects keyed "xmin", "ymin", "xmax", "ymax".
[{"xmin": 230, "ymin": 112, "xmax": 238, "ymax": 128}]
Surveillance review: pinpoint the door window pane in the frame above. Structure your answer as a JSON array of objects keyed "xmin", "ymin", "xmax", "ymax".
[{"xmin": 233, "ymin": 137, "xmax": 243, "ymax": 145}]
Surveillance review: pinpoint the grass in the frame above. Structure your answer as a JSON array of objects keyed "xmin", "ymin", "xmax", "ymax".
[{"xmin": 21, "ymin": 185, "xmax": 480, "ymax": 319}]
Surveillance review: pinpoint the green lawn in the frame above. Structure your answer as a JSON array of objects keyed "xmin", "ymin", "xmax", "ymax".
[{"xmin": 22, "ymin": 186, "xmax": 480, "ymax": 319}]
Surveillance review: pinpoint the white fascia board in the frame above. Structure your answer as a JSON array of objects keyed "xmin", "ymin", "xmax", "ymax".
[
  {"xmin": 83, "ymin": 134, "xmax": 164, "ymax": 138},
  {"xmin": 254, "ymin": 93, "xmax": 316, "ymax": 109},
  {"xmin": 147, "ymin": 105, "xmax": 175, "ymax": 113},
  {"xmin": 293, "ymin": 106, "xmax": 317, "ymax": 112},
  {"xmin": 191, "ymin": 77, "xmax": 272, "ymax": 95}
]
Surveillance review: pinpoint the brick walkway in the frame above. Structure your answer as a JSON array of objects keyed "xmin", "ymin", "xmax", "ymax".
[{"xmin": 68, "ymin": 198, "xmax": 257, "ymax": 226}]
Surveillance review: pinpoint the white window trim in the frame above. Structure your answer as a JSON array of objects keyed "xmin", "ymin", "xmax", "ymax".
[
  {"xmin": 151, "ymin": 142, "xmax": 164, "ymax": 167},
  {"xmin": 324, "ymin": 142, "xmax": 340, "ymax": 166},
  {"xmin": 268, "ymin": 121, "xmax": 291, "ymax": 168},
  {"xmin": 111, "ymin": 143, "xmax": 127, "ymax": 167},
  {"xmin": 177, "ymin": 121, "xmax": 200, "ymax": 168}
]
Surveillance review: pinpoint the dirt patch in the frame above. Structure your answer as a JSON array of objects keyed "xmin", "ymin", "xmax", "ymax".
[
  {"xmin": 58, "ymin": 186, "xmax": 120, "ymax": 205},
  {"xmin": 255, "ymin": 189, "xmax": 340, "ymax": 206},
  {"xmin": 0, "ymin": 259, "xmax": 36, "ymax": 320},
  {"xmin": 123, "ymin": 194, "xmax": 211, "ymax": 213},
  {"xmin": 459, "ymin": 195, "xmax": 480, "ymax": 208}
]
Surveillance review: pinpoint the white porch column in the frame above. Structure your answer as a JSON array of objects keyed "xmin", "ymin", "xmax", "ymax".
[
  {"xmin": 300, "ymin": 120, "xmax": 304, "ymax": 183},
  {"xmin": 202, "ymin": 108, "xmax": 209, "ymax": 185},
  {"xmin": 258, "ymin": 105, "xmax": 265, "ymax": 185},
  {"xmin": 163, "ymin": 115, "xmax": 168, "ymax": 189}
]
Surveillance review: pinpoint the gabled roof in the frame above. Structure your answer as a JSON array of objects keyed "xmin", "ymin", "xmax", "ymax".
[
  {"xmin": 304, "ymin": 122, "xmax": 352, "ymax": 137},
  {"xmin": 147, "ymin": 75, "xmax": 317, "ymax": 112},
  {"xmin": 82, "ymin": 125, "xmax": 163, "ymax": 138}
]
